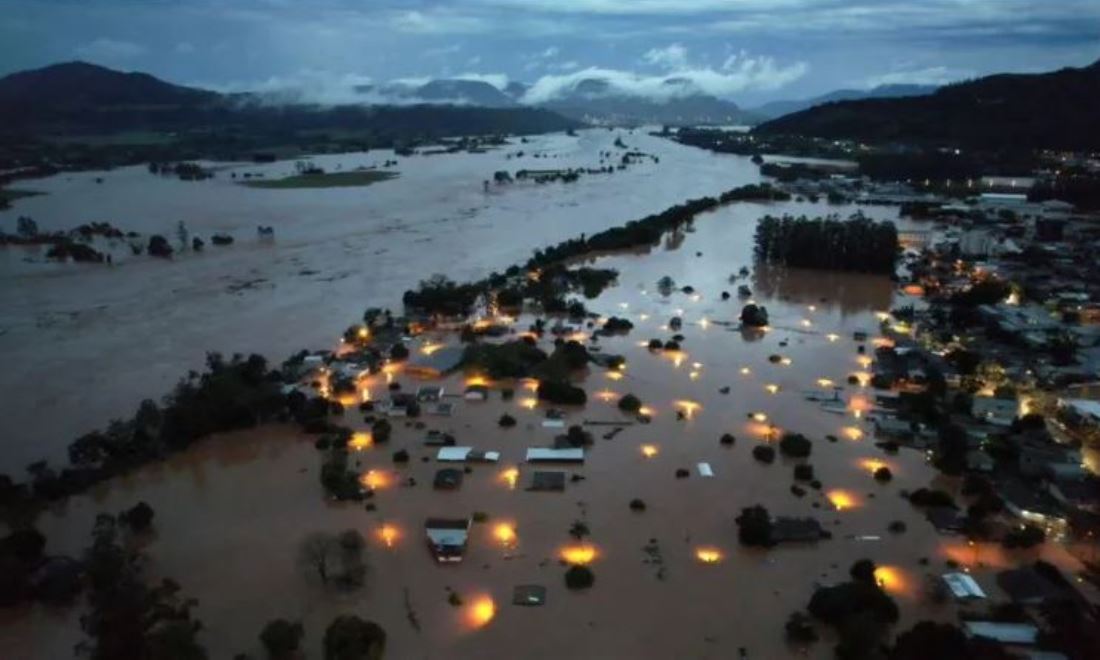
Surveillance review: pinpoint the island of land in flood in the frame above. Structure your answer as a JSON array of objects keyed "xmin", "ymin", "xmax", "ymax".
[{"xmin": 240, "ymin": 170, "xmax": 400, "ymax": 189}]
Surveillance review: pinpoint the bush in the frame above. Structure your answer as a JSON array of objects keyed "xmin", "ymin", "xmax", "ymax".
[
  {"xmin": 1002, "ymin": 524, "xmax": 1046, "ymax": 549},
  {"xmin": 120, "ymin": 501, "xmax": 155, "ymax": 532},
  {"xmin": 629, "ymin": 498, "xmax": 646, "ymax": 512},
  {"xmin": 675, "ymin": 468, "xmax": 689, "ymax": 479},
  {"xmin": 147, "ymin": 234, "xmax": 174, "ymax": 258},
  {"xmin": 389, "ymin": 343, "xmax": 409, "ymax": 361},
  {"xmin": 371, "ymin": 419, "xmax": 392, "ymax": 444},
  {"xmin": 779, "ymin": 433, "xmax": 812, "ymax": 458},
  {"xmin": 785, "ymin": 612, "xmax": 818, "ymax": 644},
  {"xmin": 392, "ymin": 449, "xmax": 409, "ymax": 463},
  {"xmin": 647, "ymin": 339, "xmax": 663, "ymax": 350},
  {"xmin": 873, "ymin": 467, "xmax": 893, "ymax": 483},
  {"xmin": 537, "ymin": 380, "xmax": 587, "ymax": 405},
  {"xmin": 564, "ymin": 565, "xmax": 595, "ymax": 590},
  {"xmin": 719, "ymin": 433, "xmax": 736, "ymax": 446},
  {"xmin": 617, "ymin": 393, "xmax": 642, "ymax": 413},
  {"xmin": 849, "ymin": 559, "xmax": 877, "ymax": 584},
  {"xmin": 601, "ymin": 317, "xmax": 634, "ymax": 333},
  {"xmin": 908, "ymin": 488, "xmax": 955, "ymax": 508},
  {"xmin": 322, "ymin": 615, "xmax": 386, "ymax": 660},
  {"xmin": 807, "ymin": 580, "xmax": 899, "ymax": 627},
  {"xmin": 752, "ymin": 445, "xmax": 776, "ymax": 463},
  {"xmin": 740, "ymin": 304, "xmax": 769, "ymax": 327},
  {"xmin": 565, "ymin": 425, "xmax": 593, "ymax": 447},
  {"xmin": 736, "ymin": 505, "xmax": 773, "ymax": 547},
  {"xmin": 794, "ymin": 464, "xmax": 814, "ymax": 481},
  {"xmin": 260, "ymin": 619, "xmax": 304, "ymax": 659},
  {"xmin": 888, "ymin": 520, "xmax": 907, "ymax": 534},
  {"xmin": 498, "ymin": 414, "xmax": 517, "ymax": 428}
]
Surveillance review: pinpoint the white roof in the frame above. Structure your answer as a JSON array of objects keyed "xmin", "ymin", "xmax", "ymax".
[
  {"xmin": 697, "ymin": 462, "xmax": 714, "ymax": 477},
  {"xmin": 525, "ymin": 447, "xmax": 584, "ymax": 462},
  {"xmin": 541, "ymin": 419, "xmax": 566, "ymax": 428},
  {"xmin": 1062, "ymin": 398, "xmax": 1100, "ymax": 421},
  {"xmin": 426, "ymin": 527, "xmax": 468, "ymax": 547},
  {"xmin": 964, "ymin": 621, "xmax": 1038, "ymax": 645},
  {"xmin": 942, "ymin": 572, "xmax": 987, "ymax": 600},
  {"xmin": 436, "ymin": 447, "xmax": 500, "ymax": 462}
]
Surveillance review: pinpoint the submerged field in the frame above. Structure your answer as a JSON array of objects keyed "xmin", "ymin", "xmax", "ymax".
[{"xmin": 240, "ymin": 169, "xmax": 399, "ymax": 189}]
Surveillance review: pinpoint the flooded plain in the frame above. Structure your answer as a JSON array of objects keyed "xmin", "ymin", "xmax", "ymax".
[
  {"xmin": 0, "ymin": 128, "xmax": 759, "ymax": 473},
  {"xmin": 3, "ymin": 166, "xmax": 1094, "ymax": 659}
]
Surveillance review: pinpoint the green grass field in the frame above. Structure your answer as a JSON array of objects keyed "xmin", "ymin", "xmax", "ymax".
[{"xmin": 240, "ymin": 170, "xmax": 399, "ymax": 189}]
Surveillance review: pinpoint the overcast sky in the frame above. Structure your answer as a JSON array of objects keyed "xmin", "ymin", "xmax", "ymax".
[{"xmin": 2, "ymin": 0, "xmax": 1098, "ymax": 105}]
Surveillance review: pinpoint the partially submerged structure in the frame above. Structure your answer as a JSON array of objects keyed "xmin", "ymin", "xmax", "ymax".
[
  {"xmin": 425, "ymin": 517, "xmax": 471, "ymax": 562},
  {"xmin": 942, "ymin": 572, "xmax": 988, "ymax": 601},
  {"xmin": 525, "ymin": 447, "xmax": 584, "ymax": 463},
  {"xmin": 436, "ymin": 446, "xmax": 501, "ymax": 463}
]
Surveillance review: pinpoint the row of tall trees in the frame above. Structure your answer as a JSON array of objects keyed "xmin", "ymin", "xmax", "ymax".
[{"xmin": 754, "ymin": 213, "xmax": 899, "ymax": 274}]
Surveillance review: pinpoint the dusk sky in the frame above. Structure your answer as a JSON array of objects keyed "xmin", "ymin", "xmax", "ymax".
[{"xmin": 3, "ymin": 0, "xmax": 1099, "ymax": 105}]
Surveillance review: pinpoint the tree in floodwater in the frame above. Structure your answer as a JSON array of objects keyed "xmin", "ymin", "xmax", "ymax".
[{"xmin": 753, "ymin": 213, "xmax": 899, "ymax": 274}]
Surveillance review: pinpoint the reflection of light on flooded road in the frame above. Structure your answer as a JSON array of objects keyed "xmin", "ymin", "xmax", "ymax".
[
  {"xmin": 675, "ymin": 400, "xmax": 701, "ymax": 419},
  {"xmin": 641, "ymin": 444, "xmax": 658, "ymax": 458},
  {"xmin": 695, "ymin": 547, "xmax": 723, "ymax": 563},
  {"xmin": 560, "ymin": 544, "xmax": 598, "ymax": 565},
  {"xmin": 349, "ymin": 432, "xmax": 373, "ymax": 451},
  {"xmin": 360, "ymin": 469, "xmax": 391, "ymax": 490},
  {"xmin": 378, "ymin": 524, "xmax": 398, "ymax": 548},
  {"xmin": 466, "ymin": 596, "xmax": 496, "ymax": 628},
  {"xmin": 842, "ymin": 426, "xmax": 864, "ymax": 441},
  {"xmin": 494, "ymin": 523, "xmax": 517, "ymax": 547},
  {"xmin": 765, "ymin": 384, "xmax": 780, "ymax": 394},
  {"xmin": 874, "ymin": 566, "xmax": 909, "ymax": 595},
  {"xmin": 500, "ymin": 467, "xmax": 519, "ymax": 489},
  {"xmin": 827, "ymin": 489, "xmax": 858, "ymax": 510}
]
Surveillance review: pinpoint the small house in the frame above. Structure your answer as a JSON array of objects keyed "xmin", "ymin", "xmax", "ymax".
[
  {"xmin": 941, "ymin": 572, "xmax": 987, "ymax": 601},
  {"xmin": 433, "ymin": 468, "xmax": 464, "ymax": 490},
  {"xmin": 464, "ymin": 384, "xmax": 489, "ymax": 401},
  {"xmin": 436, "ymin": 446, "xmax": 501, "ymax": 463},
  {"xmin": 425, "ymin": 517, "xmax": 471, "ymax": 562},
  {"xmin": 525, "ymin": 447, "xmax": 584, "ymax": 463},
  {"xmin": 416, "ymin": 385, "xmax": 445, "ymax": 403}
]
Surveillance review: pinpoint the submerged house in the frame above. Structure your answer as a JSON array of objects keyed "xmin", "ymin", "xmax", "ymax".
[
  {"xmin": 525, "ymin": 447, "xmax": 584, "ymax": 463},
  {"xmin": 425, "ymin": 517, "xmax": 471, "ymax": 562},
  {"xmin": 771, "ymin": 517, "xmax": 830, "ymax": 543}
]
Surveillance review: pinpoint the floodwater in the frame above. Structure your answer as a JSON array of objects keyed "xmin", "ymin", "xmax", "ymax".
[
  {"xmin": 4, "ymin": 166, "xmax": 1095, "ymax": 659},
  {"xmin": 0, "ymin": 128, "xmax": 759, "ymax": 473}
]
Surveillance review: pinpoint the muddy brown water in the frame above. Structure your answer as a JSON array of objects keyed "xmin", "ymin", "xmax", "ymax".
[{"xmin": 2, "ymin": 132, "xmax": 1093, "ymax": 659}]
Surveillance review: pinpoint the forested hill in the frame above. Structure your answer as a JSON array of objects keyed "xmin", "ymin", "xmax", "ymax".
[{"xmin": 753, "ymin": 59, "xmax": 1100, "ymax": 151}]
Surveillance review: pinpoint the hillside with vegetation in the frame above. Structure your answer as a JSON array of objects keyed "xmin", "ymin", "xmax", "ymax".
[
  {"xmin": 0, "ymin": 62, "xmax": 580, "ymax": 170},
  {"xmin": 754, "ymin": 59, "xmax": 1100, "ymax": 150}
]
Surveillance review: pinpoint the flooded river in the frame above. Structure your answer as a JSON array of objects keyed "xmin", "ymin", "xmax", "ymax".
[
  {"xmin": 2, "ymin": 131, "xmax": 1091, "ymax": 659},
  {"xmin": 0, "ymin": 128, "xmax": 757, "ymax": 473}
]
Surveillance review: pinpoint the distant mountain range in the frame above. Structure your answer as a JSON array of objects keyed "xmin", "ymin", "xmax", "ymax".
[
  {"xmin": 354, "ymin": 78, "xmax": 519, "ymax": 108},
  {"xmin": 0, "ymin": 62, "xmax": 576, "ymax": 138},
  {"xmin": 755, "ymin": 59, "xmax": 1100, "ymax": 150},
  {"xmin": 749, "ymin": 84, "xmax": 937, "ymax": 120},
  {"xmin": 521, "ymin": 76, "xmax": 744, "ymax": 126}
]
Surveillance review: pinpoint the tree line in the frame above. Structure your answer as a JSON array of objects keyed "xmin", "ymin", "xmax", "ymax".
[{"xmin": 753, "ymin": 213, "xmax": 899, "ymax": 275}]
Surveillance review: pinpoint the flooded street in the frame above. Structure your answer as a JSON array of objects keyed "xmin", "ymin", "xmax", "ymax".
[
  {"xmin": 3, "ymin": 174, "xmax": 1092, "ymax": 659},
  {"xmin": 0, "ymin": 129, "xmax": 757, "ymax": 473}
]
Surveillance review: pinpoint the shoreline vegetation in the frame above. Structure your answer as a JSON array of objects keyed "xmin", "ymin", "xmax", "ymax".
[
  {"xmin": 240, "ymin": 169, "xmax": 399, "ymax": 190},
  {"xmin": 0, "ymin": 188, "xmax": 41, "ymax": 210}
]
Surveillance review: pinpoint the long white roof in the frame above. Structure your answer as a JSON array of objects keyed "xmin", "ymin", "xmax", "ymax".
[{"xmin": 525, "ymin": 447, "xmax": 584, "ymax": 462}]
